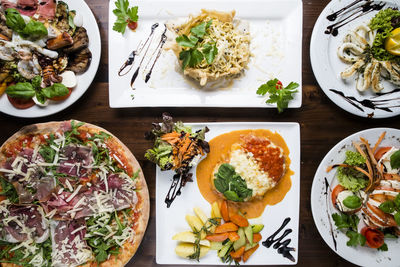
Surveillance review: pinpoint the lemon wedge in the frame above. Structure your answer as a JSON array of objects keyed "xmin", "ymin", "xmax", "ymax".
[{"xmin": 385, "ymin": 27, "xmax": 400, "ymax": 56}]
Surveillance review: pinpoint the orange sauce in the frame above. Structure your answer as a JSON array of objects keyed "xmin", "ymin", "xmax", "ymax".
[{"xmin": 196, "ymin": 129, "xmax": 293, "ymax": 218}]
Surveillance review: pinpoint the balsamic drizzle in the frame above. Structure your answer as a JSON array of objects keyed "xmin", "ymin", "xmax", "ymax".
[
  {"xmin": 324, "ymin": 177, "xmax": 337, "ymax": 251},
  {"xmin": 144, "ymin": 26, "xmax": 168, "ymax": 83},
  {"xmin": 165, "ymin": 172, "xmax": 192, "ymax": 208},
  {"xmin": 118, "ymin": 23, "xmax": 160, "ymax": 76},
  {"xmin": 329, "ymin": 89, "xmax": 400, "ymax": 113},
  {"xmin": 325, "ymin": 0, "xmax": 385, "ymax": 36},
  {"xmin": 130, "ymin": 24, "xmax": 160, "ymax": 88},
  {"xmin": 262, "ymin": 217, "xmax": 295, "ymax": 262}
]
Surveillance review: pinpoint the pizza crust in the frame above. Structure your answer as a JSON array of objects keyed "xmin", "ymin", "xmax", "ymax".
[{"xmin": 0, "ymin": 120, "xmax": 150, "ymax": 267}]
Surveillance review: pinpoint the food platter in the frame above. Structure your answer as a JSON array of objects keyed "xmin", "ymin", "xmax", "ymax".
[
  {"xmin": 0, "ymin": 120, "xmax": 149, "ymax": 266},
  {"xmin": 156, "ymin": 122, "xmax": 300, "ymax": 265},
  {"xmin": 108, "ymin": 0, "xmax": 302, "ymax": 108},
  {"xmin": 310, "ymin": 0, "xmax": 400, "ymax": 119},
  {"xmin": 311, "ymin": 128, "xmax": 400, "ymax": 267},
  {"xmin": 0, "ymin": 0, "xmax": 101, "ymax": 118}
]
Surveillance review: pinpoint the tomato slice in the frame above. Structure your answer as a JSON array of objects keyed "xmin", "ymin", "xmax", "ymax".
[
  {"xmin": 374, "ymin": 147, "xmax": 392, "ymax": 161},
  {"xmin": 50, "ymin": 88, "xmax": 72, "ymax": 101},
  {"xmin": 360, "ymin": 227, "xmax": 384, "ymax": 249},
  {"xmin": 127, "ymin": 20, "xmax": 138, "ymax": 31},
  {"xmin": 331, "ymin": 184, "xmax": 345, "ymax": 208},
  {"xmin": 7, "ymin": 95, "xmax": 35, "ymax": 109}
]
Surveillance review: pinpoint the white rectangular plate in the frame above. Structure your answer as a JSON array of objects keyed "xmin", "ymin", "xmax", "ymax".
[
  {"xmin": 156, "ymin": 122, "xmax": 300, "ymax": 265},
  {"xmin": 108, "ymin": 0, "xmax": 302, "ymax": 108}
]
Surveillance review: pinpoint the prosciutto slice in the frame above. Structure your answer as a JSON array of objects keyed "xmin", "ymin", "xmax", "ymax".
[
  {"xmin": 41, "ymin": 173, "xmax": 138, "ymax": 220},
  {"xmin": 50, "ymin": 219, "xmax": 92, "ymax": 267},
  {"xmin": 58, "ymin": 145, "xmax": 93, "ymax": 178},
  {"xmin": 16, "ymin": 0, "xmax": 38, "ymax": 16},
  {"xmin": 13, "ymin": 176, "xmax": 56, "ymax": 203},
  {"xmin": 36, "ymin": 0, "xmax": 56, "ymax": 20},
  {"xmin": 0, "ymin": 203, "xmax": 49, "ymax": 243}
]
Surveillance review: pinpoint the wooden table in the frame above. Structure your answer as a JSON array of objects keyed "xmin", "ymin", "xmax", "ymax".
[{"xmin": 1, "ymin": 0, "xmax": 397, "ymax": 266}]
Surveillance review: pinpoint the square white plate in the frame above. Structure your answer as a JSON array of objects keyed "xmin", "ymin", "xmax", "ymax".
[
  {"xmin": 156, "ymin": 122, "xmax": 300, "ymax": 265},
  {"xmin": 108, "ymin": 0, "xmax": 302, "ymax": 108}
]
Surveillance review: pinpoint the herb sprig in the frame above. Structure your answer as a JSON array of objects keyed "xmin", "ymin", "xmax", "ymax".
[
  {"xmin": 256, "ymin": 78, "xmax": 299, "ymax": 113},
  {"xmin": 176, "ymin": 20, "xmax": 218, "ymax": 70},
  {"xmin": 112, "ymin": 0, "xmax": 139, "ymax": 34},
  {"xmin": 332, "ymin": 213, "xmax": 366, "ymax": 247},
  {"xmin": 188, "ymin": 218, "xmax": 219, "ymax": 261}
]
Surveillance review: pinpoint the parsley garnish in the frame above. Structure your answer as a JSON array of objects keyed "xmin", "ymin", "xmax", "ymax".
[
  {"xmin": 176, "ymin": 20, "xmax": 218, "ymax": 69},
  {"xmin": 256, "ymin": 78, "xmax": 299, "ymax": 113},
  {"xmin": 112, "ymin": 0, "xmax": 138, "ymax": 34}
]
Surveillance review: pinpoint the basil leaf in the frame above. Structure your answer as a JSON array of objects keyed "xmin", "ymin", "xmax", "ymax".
[
  {"xmin": 191, "ymin": 21, "xmax": 207, "ymax": 38},
  {"xmin": 343, "ymin": 195, "xmax": 362, "ymax": 209},
  {"xmin": 176, "ymin": 35, "xmax": 197, "ymax": 48},
  {"xmin": 5, "ymin": 8, "xmax": 26, "ymax": 33},
  {"xmin": 394, "ymin": 212, "xmax": 400, "ymax": 226},
  {"xmin": 202, "ymin": 42, "xmax": 218, "ymax": 64},
  {"xmin": 41, "ymin": 83, "xmax": 69, "ymax": 98},
  {"xmin": 224, "ymin": 190, "xmax": 241, "ymax": 202},
  {"xmin": 6, "ymin": 82, "xmax": 35, "ymax": 99},
  {"xmin": 31, "ymin": 76, "xmax": 42, "ymax": 90},
  {"xmin": 390, "ymin": 150, "xmax": 400, "ymax": 169},
  {"xmin": 379, "ymin": 201, "xmax": 396, "ymax": 214},
  {"xmin": 21, "ymin": 20, "xmax": 48, "ymax": 40},
  {"xmin": 35, "ymin": 92, "xmax": 46, "ymax": 104}
]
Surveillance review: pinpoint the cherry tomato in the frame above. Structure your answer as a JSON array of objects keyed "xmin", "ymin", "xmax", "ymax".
[
  {"xmin": 360, "ymin": 227, "xmax": 384, "ymax": 249},
  {"xmin": 7, "ymin": 95, "xmax": 35, "ymax": 109},
  {"xmin": 374, "ymin": 147, "xmax": 392, "ymax": 161},
  {"xmin": 127, "ymin": 20, "xmax": 138, "ymax": 31},
  {"xmin": 275, "ymin": 80, "xmax": 283, "ymax": 90},
  {"xmin": 331, "ymin": 184, "xmax": 345, "ymax": 208},
  {"xmin": 50, "ymin": 88, "xmax": 72, "ymax": 101}
]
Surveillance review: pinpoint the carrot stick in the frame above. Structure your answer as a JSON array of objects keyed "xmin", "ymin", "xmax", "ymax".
[
  {"xmin": 253, "ymin": 233, "xmax": 262, "ymax": 243},
  {"xmin": 230, "ymin": 246, "xmax": 245, "ymax": 258},
  {"xmin": 243, "ymin": 244, "xmax": 259, "ymax": 262},
  {"xmin": 215, "ymin": 222, "xmax": 238, "ymax": 233},
  {"xmin": 228, "ymin": 231, "xmax": 240, "ymax": 242},
  {"xmin": 230, "ymin": 213, "xmax": 249, "ymax": 227},
  {"xmin": 372, "ymin": 132, "xmax": 386, "ymax": 154},
  {"xmin": 221, "ymin": 200, "xmax": 230, "ymax": 222},
  {"xmin": 205, "ymin": 232, "xmax": 229, "ymax": 242}
]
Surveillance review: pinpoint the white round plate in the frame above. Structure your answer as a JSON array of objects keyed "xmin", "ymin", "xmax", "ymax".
[
  {"xmin": 0, "ymin": 0, "xmax": 101, "ymax": 118},
  {"xmin": 310, "ymin": 0, "xmax": 400, "ymax": 119},
  {"xmin": 311, "ymin": 128, "xmax": 400, "ymax": 267}
]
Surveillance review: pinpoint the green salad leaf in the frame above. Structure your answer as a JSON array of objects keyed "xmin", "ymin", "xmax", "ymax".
[
  {"xmin": 332, "ymin": 212, "xmax": 359, "ymax": 230},
  {"xmin": 369, "ymin": 8, "xmax": 400, "ymax": 62},
  {"xmin": 213, "ymin": 163, "xmax": 252, "ymax": 202},
  {"xmin": 112, "ymin": 0, "xmax": 139, "ymax": 34},
  {"xmin": 337, "ymin": 151, "xmax": 368, "ymax": 191},
  {"xmin": 0, "ymin": 177, "xmax": 19, "ymax": 203}
]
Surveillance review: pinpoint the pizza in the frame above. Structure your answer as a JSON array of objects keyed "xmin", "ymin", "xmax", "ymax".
[{"xmin": 0, "ymin": 120, "xmax": 149, "ymax": 267}]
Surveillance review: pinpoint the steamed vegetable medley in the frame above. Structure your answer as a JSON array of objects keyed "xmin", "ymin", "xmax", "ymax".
[
  {"xmin": 0, "ymin": 0, "xmax": 92, "ymax": 109},
  {"xmin": 328, "ymin": 132, "xmax": 400, "ymax": 251}
]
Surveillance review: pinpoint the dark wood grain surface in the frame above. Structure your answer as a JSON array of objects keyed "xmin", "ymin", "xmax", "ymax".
[{"xmin": 1, "ymin": 0, "xmax": 397, "ymax": 266}]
